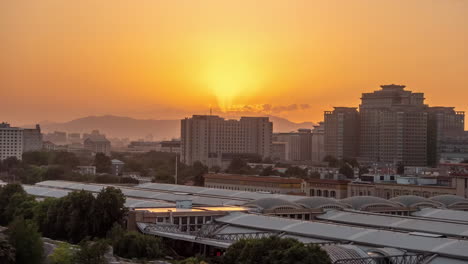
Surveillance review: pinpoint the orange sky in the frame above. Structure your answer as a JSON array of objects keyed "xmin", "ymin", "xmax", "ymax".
[{"xmin": 1, "ymin": 0, "xmax": 468, "ymax": 125}]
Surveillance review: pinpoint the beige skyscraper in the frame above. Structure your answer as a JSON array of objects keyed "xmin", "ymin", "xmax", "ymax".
[
  {"xmin": 181, "ymin": 115, "xmax": 272, "ymax": 167},
  {"xmin": 359, "ymin": 85, "xmax": 428, "ymax": 166},
  {"xmin": 324, "ymin": 107, "xmax": 359, "ymax": 160}
]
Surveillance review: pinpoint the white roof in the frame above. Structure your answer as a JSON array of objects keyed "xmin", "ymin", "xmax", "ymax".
[
  {"xmin": 215, "ymin": 212, "xmax": 468, "ymax": 260},
  {"xmin": 317, "ymin": 210, "xmax": 468, "ymax": 238}
]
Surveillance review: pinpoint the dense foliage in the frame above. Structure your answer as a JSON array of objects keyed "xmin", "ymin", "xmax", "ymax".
[
  {"xmin": 0, "ymin": 235, "xmax": 15, "ymax": 264},
  {"xmin": 8, "ymin": 218, "xmax": 44, "ymax": 264},
  {"xmin": 107, "ymin": 224, "xmax": 165, "ymax": 260},
  {"xmin": 223, "ymin": 236, "xmax": 331, "ymax": 264}
]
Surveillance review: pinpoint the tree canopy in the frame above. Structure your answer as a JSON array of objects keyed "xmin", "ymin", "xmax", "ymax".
[
  {"xmin": 223, "ymin": 236, "xmax": 331, "ymax": 264},
  {"xmin": 8, "ymin": 218, "xmax": 44, "ymax": 264}
]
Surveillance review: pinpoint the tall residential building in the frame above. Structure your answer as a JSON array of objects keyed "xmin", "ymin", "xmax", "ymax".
[
  {"xmin": 311, "ymin": 122, "xmax": 326, "ymax": 163},
  {"xmin": 181, "ymin": 115, "xmax": 272, "ymax": 167},
  {"xmin": 274, "ymin": 132, "xmax": 302, "ymax": 162},
  {"xmin": 427, "ymin": 107, "xmax": 465, "ymax": 165},
  {"xmin": 23, "ymin": 124, "xmax": 43, "ymax": 152},
  {"xmin": 0, "ymin": 122, "xmax": 23, "ymax": 160},
  {"xmin": 324, "ymin": 107, "xmax": 359, "ymax": 160},
  {"xmin": 359, "ymin": 85, "xmax": 428, "ymax": 166}
]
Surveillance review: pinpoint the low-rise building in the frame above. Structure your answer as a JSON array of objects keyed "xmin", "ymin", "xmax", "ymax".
[
  {"xmin": 348, "ymin": 175, "xmax": 468, "ymax": 199},
  {"xmin": 204, "ymin": 173, "xmax": 304, "ymax": 194},
  {"xmin": 84, "ymin": 132, "xmax": 111, "ymax": 155},
  {"xmin": 160, "ymin": 140, "xmax": 181, "ymax": 154},
  {"xmin": 75, "ymin": 166, "xmax": 96, "ymax": 175},
  {"xmin": 128, "ymin": 141, "xmax": 160, "ymax": 152},
  {"xmin": 303, "ymin": 178, "xmax": 350, "ymax": 199},
  {"xmin": 111, "ymin": 159, "xmax": 125, "ymax": 176}
]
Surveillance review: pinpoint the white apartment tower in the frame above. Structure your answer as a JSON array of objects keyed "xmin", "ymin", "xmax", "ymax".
[
  {"xmin": 181, "ymin": 115, "xmax": 272, "ymax": 167},
  {"xmin": 0, "ymin": 123, "xmax": 23, "ymax": 161}
]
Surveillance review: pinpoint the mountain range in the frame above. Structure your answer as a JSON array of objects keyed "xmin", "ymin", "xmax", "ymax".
[{"xmin": 31, "ymin": 115, "xmax": 315, "ymax": 140}]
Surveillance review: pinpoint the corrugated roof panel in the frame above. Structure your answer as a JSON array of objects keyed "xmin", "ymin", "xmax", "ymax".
[
  {"xmin": 412, "ymin": 208, "xmax": 468, "ymax": 223},
  {"xmin": 317, "ymin": 210, "xmax": 468, "ymax": 238}
]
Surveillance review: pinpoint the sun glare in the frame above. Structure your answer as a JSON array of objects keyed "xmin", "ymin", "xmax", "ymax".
[{"xmin": 202, "ymin": 53, "xmax": 261, "ymax": 111}]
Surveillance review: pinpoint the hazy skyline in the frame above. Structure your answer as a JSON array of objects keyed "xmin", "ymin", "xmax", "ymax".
[{"xmin": 1, "ymin": 0, "xmax": 468, "ymax": 125}]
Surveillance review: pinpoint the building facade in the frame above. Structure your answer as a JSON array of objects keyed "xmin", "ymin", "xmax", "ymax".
[
  {"xmin": 427, "ymin": 107, "xmax": 465, "ymax": 165},
  {"xmin": 324, "ymin": 107, "xmax": 359, "ymax": 160},
  {"xmin": 359, "ymin": 85, "xmax": 428, "ymax": 166},
  {"xmin": 303, "ymin": 178, "xmax": 349, "ymax": 199},
  {"xmin": 84, "ymin": 137, "xmax": 111, "ymax": 155},
  {"xmin": 160, "ymin": 140, "xmax": 181, "ymax": 154},
  {"xmin": 0, "ymin": 122, "xmax": 23, "ymax": 161},
  {"xmin": 22, "ymin": 124, "xmax": 43, "ymax": 152},
  {"xmin": 311, "ymin": 122, "xmax": 326, "ymax": 164},
  {"xmin": 181, "ymin": 115, "xmax": 272, "ymax": 167},
  {"xmin": 204, "ymin": 173, "xmax": 303, "ymax": 194}
]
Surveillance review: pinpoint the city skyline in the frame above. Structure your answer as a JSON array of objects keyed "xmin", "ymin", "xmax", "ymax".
[{"xmin": 2, "ymin": 1, "xmax": 468, "ymax": 125}]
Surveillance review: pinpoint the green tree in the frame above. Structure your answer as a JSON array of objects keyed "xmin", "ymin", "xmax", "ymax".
[
  {"xmin": 74, "ymin": 240, "xmax": 108, "ymax": 264},
  {"xmin": 339, "ymin": 164, "xmax": 354, "ymax": 179},
  {"xmin": 396, "ymin": 162, "xmax": 405, "ymax": 175},
  {"xmin": 112, "ymin": 231, "xmax": 164, "ymax": 259},
  {"xmin": 66, "ymin": 190, "xmax": 96, "ymax": 243},
  {"xmin": 285, "ymin": 166, "xmax": 308, "ymax": 178},
  {"xmin": 193, "ymin": 161, "xmax": 208, "ymax": 186},
  {"xmin": 260, "ymin": 166, "xmax": 275, "ymax": 176},
  {"xmin": 93, "ymin": 187, "xmax": 127, "ymax": 238},
  {"xmin": 8, "ymin": 218, "xmax": 44, "ymax": 264},
  {"xmin": 43, "ymin": 166, "xmax": 66, "ymax": 181},
  {"xmin": 51, "ymin": 151, "xmax": 80, "ymax": 168},
  {"xmin": 210, "ymin": 165, "xmax": 221, "ymax": 173},
  {"xmin": 0, "ymin": 235, "xmax": 15, "ymax": 264},
  {"xmin": 178, "ymin": 256, "xmax": 209, "ymax": 264},
  {"xmin": 94, "ymin": 153, "xmax": 112, "ymax": 173},
  {"xmin": 223, "ymin": 236, "xmax": 331, "ymax": 264},
  {"xmin": 153, "ymin": 169, "xmax": 174, "ymax": 183},
  {"xmin": 2, "ymin": 157, "xmax": 21, "ymax": 173},
  {"xmin": 226, "ymin": 158, "xmax": 253, "ymax": 174},
  {"xmin": 0, "ymin": 184, "xmax": 26, "ymax": 225},
  {"xmin": 22, "ymin": 151, "xmax": 50, "ymax": 166},
  {"xmin": 323, "ymin": 155, "xmax": 339, "ymax": 168},
  {"xmin": 49, "ymin": 242, "xmax": 77, "ymax": 264},
  {"xmin": 3, "ymin": 192, "xmax": 37, "ymax": 223}
]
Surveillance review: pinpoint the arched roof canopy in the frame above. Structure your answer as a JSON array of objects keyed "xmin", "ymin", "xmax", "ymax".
[
  {"xmin": 244, "ymin": 198, "xmax": 303, "ymax": 211},
  {"xmin": 430, "ymin": 195, "xmax": 468, "ymax": 208},
  {"xmin": 296, "ymin": 197, "xmax": 350, "ymax": 210},
  {"xmin": 390, "ymin": 195, "xmax": 442, "ymax": 208},
  {"xmin": 341, "ymin": 196, "xmax": 402, "ymax": 210}
]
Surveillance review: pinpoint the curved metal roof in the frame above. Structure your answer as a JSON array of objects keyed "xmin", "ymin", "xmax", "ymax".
[
  {"xmin": 244, "ymin": 198, "xmax": 302, "ymax": 210},
  {"xmin": 390, "ymin": 195, "xmax": 442, "ymax": 208},
  {"xmin": 321, "ymin": 244, "xmax": 369, "ymax": 262},
  {"xmin": 430, "ymin": 195, "xmax": 468, "ymax": 207},
  {"xmin": 341, "ymin": 196, "xmax": 401, "ymax": 210},
  {"xmin": 295, "ymin": 197, "xmax": 350, "ymax": 210}
]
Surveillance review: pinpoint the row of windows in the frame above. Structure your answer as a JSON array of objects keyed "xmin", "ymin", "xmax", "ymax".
[{"xmin": 309, "ymin": 189, "xmax": 337, "ymax": 198}]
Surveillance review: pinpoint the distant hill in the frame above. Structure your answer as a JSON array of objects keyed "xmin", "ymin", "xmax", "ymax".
[{"xmin": 35, "ymin": 115, "xmax": 315, "ymax": 140}]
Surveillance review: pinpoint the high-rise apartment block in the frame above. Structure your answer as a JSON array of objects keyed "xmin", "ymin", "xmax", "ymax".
[
  {"xmin": 181, "ymin": 115, "xmax": 272, "ymax": 167},
  {"xmin": 324, "ymin": 107, "xmax": 359, "ymax": 160},
  {"xmin": 427, "ymin": 107, "xmax": 465, "ymax": 165},
  {"xmin": 0, "ymin": 123, "xmax": 23, "ymax": 160},
  {"xmin": 324, "ymin": 85, "xmax": 465, "ymax": 166},
  {"xmin": 23, "ymin": 124, "xmax": 43, "ymax": 152},
  {"xmin": 359, "ymin": 85, "xmax": 428, "ymax": 166}
]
